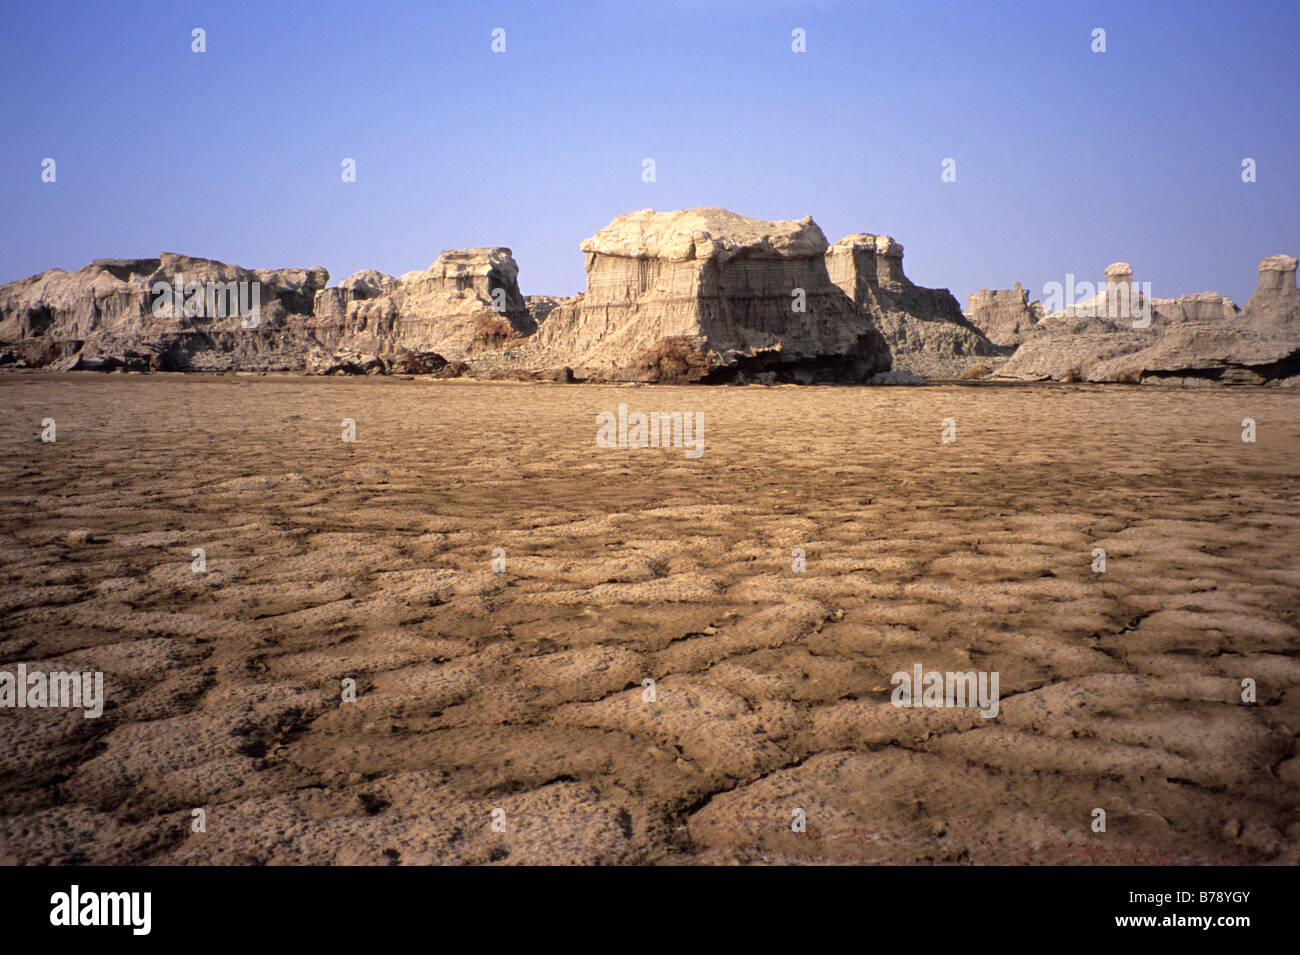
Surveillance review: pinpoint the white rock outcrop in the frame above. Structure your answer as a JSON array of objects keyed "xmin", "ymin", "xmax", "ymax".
[{"xmin": 489, "ymin": 208, "xmax": 891, "ymax": 383}]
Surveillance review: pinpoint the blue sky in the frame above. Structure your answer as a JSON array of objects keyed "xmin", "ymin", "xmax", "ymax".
[{"xmin": 1, "ymin": 0, "xmax": 1296, "ymax": 306}]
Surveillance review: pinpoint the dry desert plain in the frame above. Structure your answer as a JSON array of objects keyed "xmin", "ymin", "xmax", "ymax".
[{"xmin": 1, "ymin": 373, "xmax": 1298, "ymax": 865}]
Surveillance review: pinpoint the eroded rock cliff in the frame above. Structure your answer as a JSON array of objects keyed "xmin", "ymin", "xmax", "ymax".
[
  {"xmin": 826, "ymin": 234, "xmax": 1002, "ymax": 378},
  {"xmin": 0, "ymin": 247, "xmax": 534, "ymax": 373},
  {"xmin": 967, "ymin": 284, "xmax": 1043, "ymax": 347},
  {"xmin": 5, "ymin": 216, "xmax": 1290, "ymax": 387},
  {"xmin": 0, "ymin": 253, "xmax": 332, "ymax": 372},
  {"xmin": 322, "ymin": 248, "xmax": 534, "ymax": 361},
  {"xmin": 994, "ymin": 256, "xmax": 1295, "ymax": 384},
  {"xmin": 483, "ymin": 208, "xmax": 891, "ymax": 383}
]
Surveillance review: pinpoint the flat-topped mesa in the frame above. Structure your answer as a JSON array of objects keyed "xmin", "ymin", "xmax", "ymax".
[
  {"xmin": 1148, "ymin": 290, "xmax": 1239, "ymax": 324},
  {"xmin": 1255, "ymin": 254, "xmax": 1299, "ymax": 294},
  {"xmin": 579, "ymin": 207, "xmax": 829, "ymax": 262},
  {"xmin": 335, "ymin": 247, "xmax": 534, "ymax": 360},
  {"xmin": 825, "ymin": 234, "xmax": 906, "ymax": 299},
  {"xmin": 513, "ymin": 208, "xmax": 890, "ymax": 383},
  {"xmin": 826, "ymin": 232, "xmax": 1000, "ymax": 377}
]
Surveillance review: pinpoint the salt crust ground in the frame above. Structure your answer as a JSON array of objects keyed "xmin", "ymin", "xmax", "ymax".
[{"xmin": 0, "ymin": 374, "xmax": 1296, "ymax": 865}]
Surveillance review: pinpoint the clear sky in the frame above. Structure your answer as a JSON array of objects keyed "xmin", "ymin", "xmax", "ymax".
[{"xmin": 1, "ymin": 0, "xmax": 1296, "ymax": 307}]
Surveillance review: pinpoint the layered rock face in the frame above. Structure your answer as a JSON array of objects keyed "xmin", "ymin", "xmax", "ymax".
[
  {"xmin": 825, "ymin": 234, "xmax": 904, "ymax": 298},
  {"xmin": 320, "ymin": 248, "xmax": 534, "ymax": 361},
  {"xmin": 494, "ymin": 208, "xmax": 891, "ymax": 382},
  {"xmin": 967, "ymin": 284, "xmax": 1044, "ymax": 347},
  {"xmin": 977, "ymin": 265, "xmax": 1237, "ymax": 382},
  {"xmin": 826, "ymin": 234, "xmax": 1002, "ymax": 378},
  {"xmin": 994, "ymin": 256, "xmax": 1296, "ymax": 384},
  {"xmin": 525, "ymin": 295, "xmax": 565, "ymax": 325},
  {"xmin": 1120, "ymin": 254, "xmax": 1299, "ymax": 385},
  {"xmin": 1256, "ymin": 254, "xmax": 1299, "ymax": 294},
  {"xmin": 312, "ymin": 269, "xmax": 397, "ymax": 329},
  {"xmin": 0, "ymin": 253, "xmax": 333, "ymax": 372},
  {"xmin": 5, "ymin": 219, "xmax": 1291, "ymax": 387},
  {"xmin": 0, "ymin": 248, "xmax": 534, "ymax": 374},
  {"xmin": 1034, "ymin": 262, "xmax": 1237, "ymax": 333}
]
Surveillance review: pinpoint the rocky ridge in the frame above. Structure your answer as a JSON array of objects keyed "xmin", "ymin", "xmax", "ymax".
[
  {"xmin": 990, "ymin": 257, "xmax": 1295, "ymax": 384},
  {"xmin": 1, "ymin": 213, "xmax": 1295, "ymax": 386},
  {"xmin": 825, "ymin": 234, "xmax": 1003, "ymax": 378}
]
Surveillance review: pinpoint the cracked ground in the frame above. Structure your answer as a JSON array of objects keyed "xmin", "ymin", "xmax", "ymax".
[{"xmin": 1, "ymin": 373, "xmax": 1297, "ymax": 865}]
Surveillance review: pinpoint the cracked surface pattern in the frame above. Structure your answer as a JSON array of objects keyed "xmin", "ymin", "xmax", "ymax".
[{"xmin": 1, "ymin": 374, "xmax": 1297, "ymax": 864}]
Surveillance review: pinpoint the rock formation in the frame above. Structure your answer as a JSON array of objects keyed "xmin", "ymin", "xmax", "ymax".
[
  {"xmin": 486, "ymin": 208, "xmax": 891, "ymax": 383},
  {"xmin": 525, "ymin": 295, "xmax": 565, "ymax": 325},
  {"xmin": 0, "ymin": 253, "xmax": 333, "ymax": 372},
  {"xmin": 1032, "ymin": 261, "xmax": 1238, "ymax": 332},
  {"xmin": 311, "ymin": 269, "xmax": 397, "ymax": 329},
  {"xmin": 1147, "ymin": 291, "xmax": 1240, "ymax": 325},
  {"xmin": 973, "ymin": 261, "xmax": 1237, "ymax": 381},
  {"xmin": 994, "ymin": 255, "xmax": 1295, "ymax": 384},
  {"xmin": 0, "ymin": 248, "xmax": 534, "ymax": 374},
  {"xmin": 826, "ymin": 234, "xmax": 1003, "ymax": 378},
  {"xmin": 1118, "ymin": 254, "xmax": 1298, "ymax": 385},
  {"xmin": 320, "ymin": 248, "xmax": 534, "ymax": 361},
  {"xmin": 966, "ymin": 283, "xmax": 1043, "ymax": 347},
  {"xmin": 825, "ymin": 233, "xmax": 905, "ymax": 298},
  {"xmin": 2, "ymin": 214, "xmax": 1292, "ymax": 387}
]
